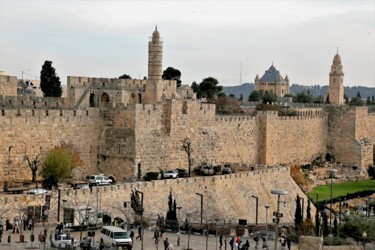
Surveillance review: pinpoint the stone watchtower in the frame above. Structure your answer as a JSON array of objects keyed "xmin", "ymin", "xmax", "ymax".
[
  {"xmin": 327, "ymin": 51, "xmax": 344, "ymax": 105},
  {"xmin": 144, "ymin": 27, "xmax": 164, "ymax": 104}
]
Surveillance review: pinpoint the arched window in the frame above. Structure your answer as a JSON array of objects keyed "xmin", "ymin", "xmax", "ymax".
[
  {"xmin": 138, "ymin": 94, "xmax": 142, "ymax": 104},
  {"xmin": 333, "ymin": 78, "xmax": 336, "ymax": 83},
  {"xmin": 89, "ymin": 93, "xmax": 96, "ymax": 107},
  {"xmin": 101, "ymin": 93, "xmax": 110, "ymax": 103}
]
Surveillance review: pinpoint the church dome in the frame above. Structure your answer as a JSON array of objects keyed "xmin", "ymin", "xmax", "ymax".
[
  {"xmin": 333, "ymin": 53, "xmax": 341, "ymax": 64},
  {"xmin": 152, "ymin": 27, "xmax": 160, "ymax": 38}
]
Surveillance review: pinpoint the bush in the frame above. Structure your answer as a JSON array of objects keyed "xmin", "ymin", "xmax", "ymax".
[
  {"xmin": 323, "ymin": 236, "xmax": 345, "ymax": 246},
  {"xmin": 143, "ymin": 172, "xmax": 159, "ymax": 181},
  {"xmin": 368, "ymin": 165, "xmax": 375, "ymax": 179}
]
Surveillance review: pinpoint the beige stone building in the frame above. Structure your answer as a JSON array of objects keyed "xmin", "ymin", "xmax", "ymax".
[
  {"xmin": 254, "ymin": 64, "xmax": 289, "ymax": 97},
  {"xmin": 326, "ymin": 52, "xmax": 345, "ymax": 105}
]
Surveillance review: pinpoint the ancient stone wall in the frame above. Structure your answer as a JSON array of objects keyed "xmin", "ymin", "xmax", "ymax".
[
  {"xmin": 0, "ymin": 75, "xmax": 17, "ymax": 96},
  {"xmin": 0, "ymin": 167, "xmax": 315, "ymax": 227},
  {"xmin": 329, "ymin": 106, "xmax": 374, "ymax": 168},
  {"xmin": 0, "ymin": 109, "xmax": 105, "ymax": 182},
  {"xmin": 262, "ymin": 111, "xmax": 328, "ymax": 165}
]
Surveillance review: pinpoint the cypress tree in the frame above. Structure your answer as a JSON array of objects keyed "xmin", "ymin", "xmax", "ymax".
[
  {"xmin": 40, "ymin": 60, "xmax": 62, "ymax": 97},
  {"xmin": 294, "ymin": 194, "xmax": 303, "ymax": 229},
  {"xmin": 322, "ymin": 212, "xmax": 329, "ymax": 237},
  {"xmin": 333, "ymin": 216, "xmax": 338, "ymax": 236}
]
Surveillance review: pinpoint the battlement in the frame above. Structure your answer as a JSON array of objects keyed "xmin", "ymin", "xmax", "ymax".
[
  {"xmin": 215, "ymin": 115, "xmax": 255, "ymax": 123},
  {"xmin": 0, "ymin": 95, "xmax": 71, "ymax": 109},
  {"xmin": 0, "ymin": 108, "xmax": 100, "ymax": 120},
  {"xmin": 67, "ymin": 76, "xmax": 147, "ymax": 91},
  {"xmin": 0, "ymin": 74, "xmax": 18, "ymax": 96}
]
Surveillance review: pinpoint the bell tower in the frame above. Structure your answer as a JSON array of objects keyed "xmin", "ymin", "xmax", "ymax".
[{"xmin": 327, "ymin": 50, "xmax": 344, "ymax": 105}]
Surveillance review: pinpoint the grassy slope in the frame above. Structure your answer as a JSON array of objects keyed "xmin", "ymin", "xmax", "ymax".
[{"xmin": 309, "ymin": 180, "xmax": 375, "ymax": 202}]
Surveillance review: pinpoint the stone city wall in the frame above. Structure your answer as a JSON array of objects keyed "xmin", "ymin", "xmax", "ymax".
[
  {"xmin": 329, "ymin": 106, "xmax": 375, "ymax": 168},
  {"xmin": 0, "ymin": 109, "xmax": 105, "ymax": 183},
  {"xmin": 0, "ymin": 75, "xmax": 17, "ymax": 96},
  {"xmin": 0, "ymin": 166, "xmax": 315, "ymax": 226},
  {"xmin": 261, "ymin": 111, "xmax": 328, "ymax": 166}
]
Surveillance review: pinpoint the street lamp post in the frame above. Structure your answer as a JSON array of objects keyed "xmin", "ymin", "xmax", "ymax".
[
  {"xmin": 265, "ymin": 205, "xmax": 270, "ymax": 239},
  {"xmin": 328, "ymin": 169, "xmax": 337, "ymax": 234},
  {"xmin": 252, "ymin": 195, "xmax": 259, "ymax": 225},
  {"xmin": 196, "ymin": 193, "xmax": 203, "ymax": 226},
  {"xmin": 271, "ymin": 189, "xmax": 288, "ymax": 250},
  {"xmin": 176, "ymin": 206, "xmax": 182, "ymax": 246},
  {"xmin": 135, "ymin": 190, "xmax": 144, "ymax": 250},
  {"xmin": 215, "ymin": 218, "xmax": 219, "ymax": 250}
]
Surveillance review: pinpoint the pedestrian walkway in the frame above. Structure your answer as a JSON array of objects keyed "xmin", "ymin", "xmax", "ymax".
[{"xmin": 0, "ymin": 224, "xmax": 300, "ymax": 250}]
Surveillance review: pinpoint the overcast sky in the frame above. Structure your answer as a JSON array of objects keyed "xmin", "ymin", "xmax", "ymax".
[{"xmin": 0, "ymin": 0, "xmax": 374, "ymax": 87}]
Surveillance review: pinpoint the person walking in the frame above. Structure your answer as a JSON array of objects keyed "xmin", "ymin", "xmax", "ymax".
[
  {"xmin": 219, "ymin": 234, "xmax": 223, "ymax": 248},
  {"xmin": 286, "ymin": 236, "xmax": 292, "ymax": 250},
  {"xmin": 136, "ymin": 226, "xmax": 142, "ymax": 240},
  {"xmin": 160, "ymin": 227, "xmax": 165, "ymax": 238},
  {"xmin": 253, "ymin": 233, "xmax": 259, "ymax": 249},
  {"xmin": 262, "ymin": 236, "xmax": 268, "ymax": 249},
  {"xmin": 163, "ymin": 237, "xmax": 169, "ymax": 250},
  {"xmin": 130, "ymin": 229, "xmax": 134, "ymax": 242},
  {"xmin": 229, "ymin": 237, "xmax": 234, "ymax": 250},
  {"xmin": 153, "ymin": 228, "xmax": 160, "ymax": 244}
]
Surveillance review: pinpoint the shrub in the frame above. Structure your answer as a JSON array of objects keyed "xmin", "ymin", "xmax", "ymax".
[
  {"xmin": 368, "ymin": 165, "xmax": 375, "ymax": 179},
  {"xmin": 323, "ymin": 236, "xmax": 344, "ymax": 246}
]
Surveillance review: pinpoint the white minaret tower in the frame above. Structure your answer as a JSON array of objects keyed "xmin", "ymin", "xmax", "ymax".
[
  {"xmin": 148, "ymin": 26, "xmax": 163, "ymax": 80},
  {"xmin": 144, "ymin": 26, "xmax": 164, "ymax": 103},
  {"xmin": 327, "ymin": 49, "xmax": 344, "ymax": 105}
]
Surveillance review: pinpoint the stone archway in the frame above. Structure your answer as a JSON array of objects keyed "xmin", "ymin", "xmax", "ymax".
[
  {"xmin": 101, "ymin": 93, "xmax": 110, "ymax": 103},
  {"xmin": 89, "ymin": 93, "xmax": 96, "ymax": 107}
]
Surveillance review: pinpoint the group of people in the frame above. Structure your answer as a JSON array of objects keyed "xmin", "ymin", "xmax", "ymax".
[{"xmin": 0, "ymin": 216, "xmax": 34, "ymax": 234}]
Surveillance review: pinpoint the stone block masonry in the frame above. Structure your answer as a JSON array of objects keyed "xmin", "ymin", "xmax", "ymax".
[{"xmin": 0, "ymin": 166, "xmax": 314, "ymax": 226}]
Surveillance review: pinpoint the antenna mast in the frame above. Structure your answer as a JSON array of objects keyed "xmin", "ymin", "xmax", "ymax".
[{"xmin": 240, "ymin": 61, "xmax": 242, "ymax": 85}]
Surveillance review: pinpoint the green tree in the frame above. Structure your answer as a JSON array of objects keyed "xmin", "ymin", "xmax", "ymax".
[
  {"xmin": 191, "ymin": 81, "xmax": 199, "ymax": 93},
  {"xmin": 294, "ymin": 92, "xmax": 313, "ymax": 103},
  {"xmin": 313, "ymin": 96, "xmax": 323, "ymax": 104},
  {"xmin": 166, "ymin": 191, "xmax": 177, "ymax": 221},
  {"xmin": 229, "ymin": 94, "xmax": 236, "ymax": 98},
  {"xmin": 197, "ymin": 77, "xmax": 223, "ymax": 100},
  {"xmin": 295, "ymin": 195, "xmax": 303, "ymax": 229},
  {"xmin": 40, "ymin": 60, "xmax": 62, "ymax": 97},
  {"xmin": 339, "ymin": 216, "xmax": 375, "ymax": 242},
  {"xmin": 349, "ymin": 96, "xmax": 364, "ymax": 106},
  {"xmin": 326, "ymin": 94, "xmax": 330, "ymax": 104},
  {"xmin": 162, "ymin": 67, "xmax": 182, "ymax": 88},
  {"xmin": 248, "ymin": 90, "xmax": 263, "ymax": 102},
  {"xmin": 306, "ymin": 199, "xmax": 311, "ymax": 221},
  {"xmin": 40, "ymin": 142, "xmax": 82, "ymax": 189},
  {"xmin": 262, "ymin": 91, "xmax": 277, "ymax": 104},
  {"xmin": 239, "ymin": 93, "xmax": 243, "ymax": 101},
  {"xmin": 366, "ymin": 96, "xmax": 371, "ymax": 105},
  {"xmin": 119, "ymin": 74, "xmax": 132, "ymax": 79},
  {"xmin": 357, "ymin": 91, "xmax": 361, "ymax": 98},
  {"xmin": 130, "ymin": 189, "xmax": 144, "ymax": 216}
]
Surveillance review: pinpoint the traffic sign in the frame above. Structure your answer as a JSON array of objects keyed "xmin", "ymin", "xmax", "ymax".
[
  {"xmin": 272, "ymin": 218, "xmax": 280, "ymax": 223},
  {"xmin": 273, "ymin": 212, "xmax": 283, "ymax": 218}
]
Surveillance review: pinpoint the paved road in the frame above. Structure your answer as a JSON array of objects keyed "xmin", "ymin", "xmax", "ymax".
[{"xmin": 0, "ymin": 224, "xmax": 299, "ymax": 250}]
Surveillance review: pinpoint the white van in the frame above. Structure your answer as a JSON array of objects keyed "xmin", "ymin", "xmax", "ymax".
[
  {"xmin": 100, "ymin": 226, "xmax": 132, "ymax": 248},
  {"xmin": 88, "ymin": 174, "xmax": 112, "ymax": 186}
]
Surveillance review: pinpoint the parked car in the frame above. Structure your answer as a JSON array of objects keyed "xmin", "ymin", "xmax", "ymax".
[
  {"xmin": 200, "ymin": 165, "xmax": 214, "ymax": 176},
  {"xmin": 176, "ymin": 168, "xmax": 188, "ymax": 178},
  {"xmin": 51, "ymin": 234, "xmax": 78, "ymax": 249},
  {"xmin": 27, "ymin": 188, "xmax": 50, "ymax": 194},
  {"xmin": 222, "ymin": 166, "xmax": 233, "ymax": 174},
  {"xmin": 88, "ymin": 174, "xmax": 113, "ymax": 186},
  {"xmin": 163, "ymin": 170, "xmax": 179, "ymax": 179}
]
